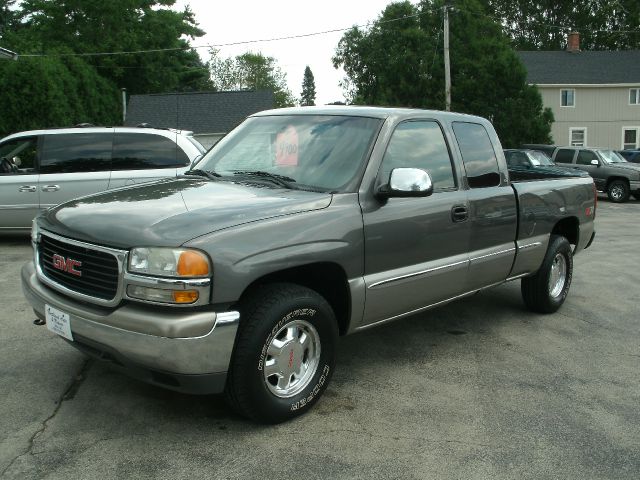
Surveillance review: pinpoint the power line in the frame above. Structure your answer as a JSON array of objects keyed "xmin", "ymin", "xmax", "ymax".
[{"xmin": 19, "ymin": 10, "xmax": 435, "ymax": 58}]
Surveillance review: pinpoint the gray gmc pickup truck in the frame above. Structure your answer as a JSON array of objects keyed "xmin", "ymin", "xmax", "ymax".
[{"xmin": 22, "ymin": 107, "xmax": 596, "ymax": 423}]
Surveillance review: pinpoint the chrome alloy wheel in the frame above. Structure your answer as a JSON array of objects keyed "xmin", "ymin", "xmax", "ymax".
[
  {"xmin": 548, "ymin": 253, "xmax": 567, "ymax": 298},
  {"xmin": 263, "ymin": 319, "xmax": 321, "ymax": 398},
  {"xmin": 610, "ymin": 184, "xmax": 624, "ymax": 201}
]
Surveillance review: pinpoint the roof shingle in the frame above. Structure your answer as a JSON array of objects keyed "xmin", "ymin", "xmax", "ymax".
[
  {"xmin": 517, "ymin": 50, "xmax": 640, "ymax": 85},
  {"xmin": 124, "ymin": 90, "xmax": 274, "ymax": 133}
]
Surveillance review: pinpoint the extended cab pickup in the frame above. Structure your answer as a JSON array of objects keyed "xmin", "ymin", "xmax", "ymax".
[{"xmin": 22, "ymin": 107, "xmax": 596, "ymax": 423}]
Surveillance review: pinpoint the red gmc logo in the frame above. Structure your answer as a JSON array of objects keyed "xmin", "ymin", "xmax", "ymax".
[{"xmin": 52, "ymin": 254, "xmax": 82, "ymax": 277}]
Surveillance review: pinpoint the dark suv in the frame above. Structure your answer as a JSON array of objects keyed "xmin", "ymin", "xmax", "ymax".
[
  {"xmin": 618, "ymin": 150, "xmax": 640, "ymax": 163},
  {"xmin": 551, "ymin": 147, "xmax": 640, "ymax": 202}
]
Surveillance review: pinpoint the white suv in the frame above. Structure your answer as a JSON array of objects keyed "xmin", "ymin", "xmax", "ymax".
[{"xmin": 0, "ymin": 126, "xmax": 205, "ymax": 233}]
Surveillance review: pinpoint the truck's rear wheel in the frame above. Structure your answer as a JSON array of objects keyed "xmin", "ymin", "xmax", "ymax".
[
  {"xmin": 607, "ymin": 180, "xmax": 629, "ymax": 203},
  {"xmin": 521, "ymin": 235, "xmax": 573, "ymax": 314},
  {"xmin": 225, "ymin": 283, "xmax": 337, "ymax": 423}
]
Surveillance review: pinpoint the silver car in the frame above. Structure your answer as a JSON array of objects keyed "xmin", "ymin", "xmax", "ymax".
[{"xmin": 0, "ymin": 126, "xmax": 205, "ymax": 233}]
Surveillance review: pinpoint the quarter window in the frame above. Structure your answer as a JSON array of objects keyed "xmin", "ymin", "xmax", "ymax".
[
  {"xmin": 451, "ymin": 122, "xmax": 501, "ymax": 188},
  {"xmin": 112, "ymin": 133, "xmax": 188, "ymax": 170},
  {"xmin": 379, "ymin": 120, "xmax": 456, "ymax": 191},
  {"xmin": 630, "ymin": 88, "xmax": 640, "ymax": 105},
  {"xmin": 40, "ymin": 133, "xmax": 112, "ymax": 174},
  {"xmin": 561, "ymin": 89, "xmax": 575, "ymax": 107}
]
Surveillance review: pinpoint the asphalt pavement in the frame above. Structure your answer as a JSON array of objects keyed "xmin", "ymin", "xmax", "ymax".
[{"xmin": 1, "ymin": 198, "xmax": 639, "ymax": 479}]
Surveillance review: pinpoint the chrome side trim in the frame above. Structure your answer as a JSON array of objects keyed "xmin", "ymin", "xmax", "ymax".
[
  {"xmin": 505, "ymin": 273, "xmax": 529, "ymax": 282},
  {"xmin": 356, "ymin": 277, "xmax": 518, "ymax": 332},
  {"xmin": 470, "ymin": 247, "xmax": 516, "ymax": 262},
  {"xmin": 368, "ymin": 260, "xmax": 468, "ymax": 289},
  {"xmin": 518, "ymin": 242, "xmax": 542, "ymax": 251},
  {"xmin": 36, "ymin": 230, "xmax": 127, "ymax": 308},
  {"xmin": 0, "ymin": 204, "xmax": 39, "ymax": 210}
]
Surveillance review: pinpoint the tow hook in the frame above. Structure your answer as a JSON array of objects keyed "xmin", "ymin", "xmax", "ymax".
[{"xmin": 33, "ymin": 318, "xmax": 45, "ymax": 326}]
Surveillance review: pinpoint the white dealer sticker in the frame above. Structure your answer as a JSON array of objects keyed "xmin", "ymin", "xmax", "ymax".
[{"xmin": 45, "ymin": 304, "xmax": 73, "ymax": 341}]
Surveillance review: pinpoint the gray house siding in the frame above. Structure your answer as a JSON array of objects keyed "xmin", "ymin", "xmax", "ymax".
[{"xmin": 538, "ymin": 85, "xmax": 640, "ymax": 149}]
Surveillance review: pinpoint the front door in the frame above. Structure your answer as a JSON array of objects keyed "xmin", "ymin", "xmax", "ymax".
[
  {"xmin": 0, "ymin": 136, "xmax": 40, "ymax": 230},
  {"xmin": 361, "ymin": 120, "xmax": 470, "ymax": 327}
]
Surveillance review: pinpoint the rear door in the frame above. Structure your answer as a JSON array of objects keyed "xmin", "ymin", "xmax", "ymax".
[
  {"xmin": 108, "ymin": 132, "xmax": 191, "ymax": 188},
  {"xmin": 38, "ymin": 132, "xmax": 113, "ymax": 211},
  {"xmin": 0, "ymin": 135, "xmax": 40, "ymax": 230},
  {"xmin": 361, "ymin": 119, "xmax": 471, "ymax": 326},
  {"xmin": 451, "ymin": 122, "xmax": 517, "ymax": 290}
]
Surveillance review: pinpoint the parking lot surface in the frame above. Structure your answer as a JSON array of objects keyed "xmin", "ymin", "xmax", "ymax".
[{"xmin": 1, "ymin": 199, "xmax": 639, "ymax": 480}]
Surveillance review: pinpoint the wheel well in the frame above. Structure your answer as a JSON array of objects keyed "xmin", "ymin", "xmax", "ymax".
[
  {"xmin": 552, "ymin": 217, "xmax": 579, "ymax": 245},
  {"xmin": 606, "ymin": 176, "xmax": 629, "ymax": 189},
  {"xmin": 239, "ymin": 263, "xmax": 351, "ymax": 335}
]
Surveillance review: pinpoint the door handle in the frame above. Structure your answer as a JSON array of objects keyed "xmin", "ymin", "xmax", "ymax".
[
  {"xmin": 18, "ymin": 185, "xmax": 37, "ymax": 193},
  {"xmin": 451, "ymin": 205, "xmax": 468, "ymax": 222},
  {"xmin": 41, "ymin": 185, "xmax": 60, "ymax": 192}
]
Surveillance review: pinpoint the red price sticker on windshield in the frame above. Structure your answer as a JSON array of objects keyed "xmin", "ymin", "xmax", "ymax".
[{"xmin": 275, "ymin": 125, "xmax": 299, "ymax": 166}]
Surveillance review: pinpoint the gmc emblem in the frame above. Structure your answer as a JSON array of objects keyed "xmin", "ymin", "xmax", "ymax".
[{"xmin": 52, "ymin": 254, "xmax": 82, "ymax": 277}]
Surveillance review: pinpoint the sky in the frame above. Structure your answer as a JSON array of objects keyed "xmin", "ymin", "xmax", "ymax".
[{"xmin": 174, "ymin": 0, "xmax": 404, "ymax": 105}]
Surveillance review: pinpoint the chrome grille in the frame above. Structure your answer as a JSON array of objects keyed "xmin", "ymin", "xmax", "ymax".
[{"xmin": 38, "ymin": 234, "xmax": 119, "ymax": 301}]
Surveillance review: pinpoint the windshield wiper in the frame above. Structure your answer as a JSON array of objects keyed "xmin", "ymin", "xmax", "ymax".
[
  {"xmin": 232, "ymin": 170, "xmax": 298, "ymax": 189},
  {"xmin": 183, "ymin": 169, "xmax": 221, "ymax": 181}
]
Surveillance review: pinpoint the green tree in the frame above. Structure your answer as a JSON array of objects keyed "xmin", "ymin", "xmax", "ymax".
[
  {"xmin": 333, "ymin": 0, "xmax": 553, "ymax": 146},
  {"xmin": 4, "ymin": 0, "xmax": 211, "ymax": 94},
  {"xmin": 479, "ymin": 0, "xmax": 640, "ymax": 50},
  {"xmin": 209, "ymin": 50, "xmax": 295, "ymax": 108},
  {"xmin": 0, "ymin": 56, "xmax": 120, "ymax": 136},
  {"xmin": 300, "ymin": 66, "xmax": 316, "ymax": 106}
]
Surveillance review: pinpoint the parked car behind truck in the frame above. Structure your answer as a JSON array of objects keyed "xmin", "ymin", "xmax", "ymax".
[
  {"xmin": 552, "ymin": 147, "xmax": 640, "ymax": 202},
  {"xmin": 22, "ymin": 107, "xmax": 596, "ymax": 423},
  {"xmin": 0, "ymin": 126, "xmax": 205, "ymax": 233}
]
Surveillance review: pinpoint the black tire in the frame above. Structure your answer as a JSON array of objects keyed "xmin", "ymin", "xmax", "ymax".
[
  {"xmin": 607, "ymin": 179, "xmax": 630, "ymax": 203},
  {"xmin": 225, "ymin": 283, "xmax": 338, "ymax": 423},
  {"xmin": 521, "ymin": 235, "xmax": 573, "ymax": 314}
]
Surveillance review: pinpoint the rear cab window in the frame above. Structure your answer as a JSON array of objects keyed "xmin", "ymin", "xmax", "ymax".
[{"xmin": 451, "ymin": 122, "xmax": 500, "ymax": 188}]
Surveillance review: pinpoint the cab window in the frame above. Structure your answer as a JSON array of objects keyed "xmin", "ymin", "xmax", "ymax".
[
  {"xmin": 0, "ymin": 137, "xmax": 38, "ymax": 175},
  {"xmin": 379, "ymin": 120, "xmax": 456, "ymax": 191}
]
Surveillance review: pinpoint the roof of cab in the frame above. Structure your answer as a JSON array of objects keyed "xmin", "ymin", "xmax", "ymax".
[{"xmin": 251, "ymin": 105, "xmax": 489, "ymax": 123}]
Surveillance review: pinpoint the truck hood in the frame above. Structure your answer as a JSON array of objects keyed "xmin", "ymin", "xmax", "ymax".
[
  {"xmin": 606, "ymin": 162, "xmax": 640, "ymax": 174},
  {"xmin": 38, "ymin": 178, "xmax": 332, "ymax": 248}
]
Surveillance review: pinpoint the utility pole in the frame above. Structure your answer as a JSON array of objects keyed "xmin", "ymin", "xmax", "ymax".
[
  {"xmin": 443, "ymin": 5, "xmax": 451, "ymax": 111},
  {"xmin": 121, "ymin": 88, "xmax": 127, "ymax": 124}
]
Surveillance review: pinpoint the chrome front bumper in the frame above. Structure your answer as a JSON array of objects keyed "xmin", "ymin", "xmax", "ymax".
[{"xmin": 22, "ymin": 261, "xmax": 239, "ymax": 391}]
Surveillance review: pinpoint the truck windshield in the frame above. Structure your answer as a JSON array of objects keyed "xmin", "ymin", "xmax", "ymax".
[
  {"xmin": 600, "ymin": 150, "xmax": 627, "ymax": 164},
  {"xmin": 195, "ymin": 115, "xmax": 381, "ymax": 192}
]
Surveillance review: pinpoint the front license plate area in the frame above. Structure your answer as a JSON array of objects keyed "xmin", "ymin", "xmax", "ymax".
[{"xmin": 45, "ymin": 304, "xmax": 73, "ymax": 341}]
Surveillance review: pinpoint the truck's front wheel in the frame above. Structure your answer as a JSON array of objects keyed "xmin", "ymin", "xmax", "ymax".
[
  {"xmin": 607, "ymin": 180, "xmax": 630, "ymax": 203},
  {"xmin": 521, "ymin": 235, "xmax": 573, "ymax": 314},
  {"xmin": 225, "ymin": 283, "xmax": 337, "ymax": 423}
]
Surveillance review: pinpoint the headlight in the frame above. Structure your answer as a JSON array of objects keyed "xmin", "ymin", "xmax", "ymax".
[{"xmin": 128, "ymin": 248, "xmax": 210, "ymax": 278}]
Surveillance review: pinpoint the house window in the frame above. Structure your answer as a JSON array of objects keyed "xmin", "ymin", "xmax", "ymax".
[
  {"xmin": 622, "ymin": 128, "xmax": 639, "ymax": 150},
  {"xmin": 630, "ymin": 89, "xmax": 640, "ymax": 105},
  {"xmin": 561, "ymin": 89, "xmax": 575, "ymax": 107},
  {"xmin": 570, "ymin": 128, "xmax": 586, "ymax": 147}
]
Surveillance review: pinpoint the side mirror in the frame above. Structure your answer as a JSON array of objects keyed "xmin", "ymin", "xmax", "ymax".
[
  {"xmin": 376, "ymin": 168, "xmax": 434, "ymax": 199},
  {"xmin": 590, "ymin": 159, "xmax": 599, "ymax": 166}
]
